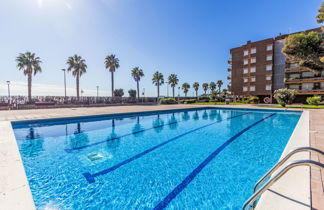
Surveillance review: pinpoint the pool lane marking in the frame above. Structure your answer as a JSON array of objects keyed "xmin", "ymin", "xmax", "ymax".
[
  {"xmin": 82, "ymin": 112, "xmax": 252, "ymax": 183},
  {"xmin": 65, "ymin": 110, "xmax": 235, "ymax": 153},
  {"xmin": 153, "ymin": 113, "xmax": 276, "ymax": 210}
]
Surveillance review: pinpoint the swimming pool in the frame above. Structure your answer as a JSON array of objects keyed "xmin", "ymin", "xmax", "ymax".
[{"xmin": 12, "ymin": 107, "xmax": 301, "ymax": 209}]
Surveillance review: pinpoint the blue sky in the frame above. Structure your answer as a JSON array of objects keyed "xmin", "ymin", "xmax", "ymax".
[{"xmin": 0, "ymin": 0, "xmax": 321, "ymax": 97}]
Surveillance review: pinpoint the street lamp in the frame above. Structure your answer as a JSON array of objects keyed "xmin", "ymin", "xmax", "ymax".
[
  {"xmin": 62, "ymin": 69, "xmax": 67, "ymax": 100},
  {"xmin": 6, "ymin": 81, "xmax": 10, "ymax": 105}
]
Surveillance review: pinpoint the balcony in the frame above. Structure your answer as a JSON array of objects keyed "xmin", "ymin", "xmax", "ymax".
[
  {"xmin": 227, "ymin": 67, "xmax": 231, "ymax": 72},
  {"xmin": 228, "ymin": 58, "xmax": 232, "ymax": 64},
  {"xmin": 285, "ymin": 67, "xmax": 310, "ymax": 73},
  {"xmin": 284, "ymin": 77, "xmax": 324, "ymax": 84},
  {"xmin": 227, "ymin": 75, "xmax": 232, "ymax": 80},
  {"xmin": 296, "ymin": 89, "xmax": 324, "ymax": 95}
]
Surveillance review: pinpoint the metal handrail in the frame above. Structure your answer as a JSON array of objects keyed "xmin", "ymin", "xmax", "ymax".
[
  {"xmin": 243, "ymin": 160, "xmax": 324, "ymax": 210},
  {"xmin": 254, "ymin": 147, "xmax": 324, "ymax": 193}
]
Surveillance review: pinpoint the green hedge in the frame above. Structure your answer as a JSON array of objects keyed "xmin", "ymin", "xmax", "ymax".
[
  {"xmin": 160, "ymin": 98, "xmax": 177, "ymax": 104},
  {"xmin": 306, "ymin": 96, "xmax": 322, "ymax": 105}
]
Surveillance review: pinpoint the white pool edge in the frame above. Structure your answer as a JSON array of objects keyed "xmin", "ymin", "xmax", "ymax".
[
  {"xmin": 256, "ymin": 110, "xmax": 310, "ymax": 210},
  {"xmin": 0, "ymin": 108, "xmax": 309, "ymax": 210}
]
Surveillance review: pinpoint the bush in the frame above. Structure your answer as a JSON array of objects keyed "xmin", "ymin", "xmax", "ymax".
[
  {"xmin": 306, "ymin": 96, "xmax": 322, "ymax": 105},
  {"xmin": 274, "ymin": 88, "xmax": 297, "ymax": 107},
  {"xmin": 128, "ymin": 89, "xmax": 136, "ymax": 98},
  {"xmin": 248, "ymin": 96, "xmax": 259, "ymax": 104},
  {"xmin": 183, "ymin": 99, "xmax": 196, "ymax": 104},
  {"xmin": 114, "ymin": 89, "xmax": 124, "ymax": 97},
  {"xmin": 160, "ymin": 98, "xmax": 177, "ymax": 104}
]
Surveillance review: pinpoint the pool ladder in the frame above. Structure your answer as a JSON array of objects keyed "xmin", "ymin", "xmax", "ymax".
[{"xmin": 243, "ymin": 147, "xmax": 324, "ymax": 210}]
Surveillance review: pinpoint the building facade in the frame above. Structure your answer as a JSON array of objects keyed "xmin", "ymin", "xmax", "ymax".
[{"xmin": 228, "ymin": 27, "xmax": 322, "ymax": 102}]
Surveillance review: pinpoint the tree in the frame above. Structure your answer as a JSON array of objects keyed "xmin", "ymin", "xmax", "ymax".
[
  {"xmin": 274, "ymin": 88, "xmax": 297, "ymax": 107},
  {"xmin": 152, "ymin": 71, "xmax": 164, "ymax": 98},
  {"xmin": 128, "ymin": 89, "xmax": 137, "ymax": 98},
  {"xmin": 131, "ymin": 67, "xmax": 144, "ymax": 102},
  {"xmin": 114, "ymin": 88, "xmax": 124, "ymax": 97},
  {"xmin": 210, "ymin": 82, "xmax": 216, "ymax": 92},
  {"xmin": 282, "ymin": 32, "xmax": 324, "ymax": 73},
  {"xmin": 182, "ymin": 83, "xmax": 190, "ymax": 97},
  {"xmin": 317, "ymin": 1, "xmax": 324, "ymax": 24},
  {"xmin": 168, "ymin": 74, "xmax": 179, "ymax": 98},
  {"xmin": 202, "ymin": 83, "xmax": 209, "ymax": 94},
  {"xmin": 105, "ymin": 54, "xmax": 120, "ymax": 97},
  {"xmin": 16, "ymin": 52, "xmax": 42, "ymax": 103},
  {"xmin": 193, "ymin": 82, "xmax": 199, "ymax": 98},
  {"xmin": 217, "ymin": 80, "xmax": 223, "ymax": 93},
  {"xmin": 66, "ymin": 55, "xmax": 87, "ymax": 101}
]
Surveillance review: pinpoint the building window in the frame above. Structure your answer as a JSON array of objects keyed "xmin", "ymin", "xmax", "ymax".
[
  {"xmin": 244, "ymin": 50, "xmax": 249, "ymax": 56},
  {"xmin": 266, "ymin": 44, "xmax": 273, "ymax": 51},
  {"xmin": 266, "ymin": 85, "xmax": 272, "ymax": 91},
  {"xmin": 302, "ymin": 71, "xmax": 315, "ymax": 78},
  {"xmin": 266, "ymin": 64, "xmax": 272, "ymax": 71},
  {"xmin": 289, "ymin": 85, "xmax": 299, "ymax": 90},
  {"xmin": 251, "ymin": 66, "xmax": 256, "ymax": 73},
  {"xmin": 251, "ymin": 57, "xmax": 256, "ymax": 63},
  {"xmin": 251, "ymin": 77, "xmax": 256, "ymax": 82},
  {"xmin": 243, "ymin": 68, "xmax": 249, "ymax": 74},
  {"xmin": 251, "ymin": 48, "xmax": 256, "ymax": 54},
  {"xmin": 266, "ymin": 55, "xmax": 272, "ymax": 61},
  {"xmin": 244, "ymin": 59, "xmax": 248, "ymax": 65},
  {"xmin": 250, "ymin": 86, "xmax": 256, "ymax": 91},
  {"xmin": 302, "ymin": 83, "xmax": 313, "ymax": 90},
  {"xmin": 266, "ymin": 75, "xmax": 272, "ymax": 81},
  {"xmin": 243, "ymin": 86, "xmax": 248, "ymax": 92},
  {"xmin": 243, "ymin": 78, "xmax": 249, "ymax": 83}
]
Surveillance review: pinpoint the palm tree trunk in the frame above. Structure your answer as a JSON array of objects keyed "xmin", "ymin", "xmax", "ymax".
[
  {"xmin": 172, "ymin": 87, "xmax": 175, "ymax": 98},
  {"xmin": 157, "ymin": 81, "xmax": 160, "ymax": 98},
  {"xmin": 137, "ymin": 81, "xmax": 139, "ymax": 103},
  {"xmin": 111, "ymin": 72, "xmax": 114, "ymax": 97},
  {"xmin": 27, "ymin": 73, "xmax": 32, "ymax": 103},
  {"xmin": 76, "ymin": 74, "xmax": 80, "ymax": 101},
  {"xmin": 196, "ymin": 90, "xmax": 198, "ymax": 98},
  {"xmin": 185, "ymin": 91, "xmax": 187, "ymax": 97}
]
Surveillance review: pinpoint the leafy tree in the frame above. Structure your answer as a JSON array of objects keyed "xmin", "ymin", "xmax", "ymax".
[
  {"xmin": 128, "ymin": 89, "xmax": 137, "ymax": 98},
  {"xmin": 66, "ymin": 55, "xmax": 87, "ymax": 100},
  {"xmin": 210, "ymin": 82, "xmax": 216, "ymax": 92},
  {"xmin": 16, "ymin": 52, "xmax": 42, "ymax": 103},
  {"xmin": 114, "ymin": 88, "xmax": 124, "ymax": 97},
  {"xmin": 217, "ymin": 80, "xmax": 223, "ymax": 93},
  {"xmin": 274, "ymin": 88, "xmax": 297, "ymax": 107},
  {"xmin": 168, "ymin": 74, "xmax": 179, "ymax": 98},
  {"xmin": 193, "ymin": 82, "xmax": 199, "ymax": 98},
  {"xmin": 202, "ymin": 83, "xmax": 209, "ymax": 94},
  {"xmin": 282, "ymin": 32, "xmax": 324, "ymax": 73},
  {"xmin": 182, "ymin": 83, "xmax": 190, "ymax": 97},
  {"xmin": 105, "ymin": 54, "xmax": 120, "ymax": 97},
  {"xmin": 131, "ymin": 67, "xmax": 144, "ymax": 102},
  {"xmin": 317, "ymin": 1, "xmax": 324, "ymax": 24},
  {"xmin": 152, "ymin": 71, "xmax": 164, "ymax": 98}
]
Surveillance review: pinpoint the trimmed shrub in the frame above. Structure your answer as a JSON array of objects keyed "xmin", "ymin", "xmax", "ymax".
[
  {"xmin": 183, "ymin": 99, "xmax": 196, "ymax": 104},
  {"xmin": 306, "ymin": 96, "xmax": 322, "ymax": 105},
  {"xmin": 128, "ymin": 89, "xmax": 136, "ymax": 98},
  {"xmin": 114, "ymin": 89, "xmax": 124, "ymax": 97},
  {"xmin": 248, "ymin": 96, "xmax": 259, "ymax": 104},
  {"xmin": 274, "ymin": 88, "xmax": 297, "ymax": 107},
  {"xmin": 160, "ymin": 98, "xmax": 177, "ymax": 104}
]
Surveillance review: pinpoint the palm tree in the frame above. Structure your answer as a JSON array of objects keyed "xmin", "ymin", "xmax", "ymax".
[
  {"xmin": 193, "ymin": 82, "xmax": 199, "ymax": 98},
  {"xmin": 152, "ymin": 71, "xmax": 164, "ymax": 99},
  {"xmin": 66, "ymin": 55, "xmax": 87, "ymax": 100},
  {"xmin": 131, "ymin": 67, "xmax": 144, "ymax": 102},
  {"xmin": 217, "ymin": 80, "xmax": 223, "ymax": 93},
  {"xmin": 104, "ymin": 54, "xmax": 120, "ymax": 97},
  {"xmin": 16, "ymin": 52, "xmax": 42, "ymax": 103},
  {"xmin": 168, "ymin": 74, "xmax": 179, "ymax": 98},
  {"xmin": 202, "ymin": 83, "xmax": 209, "ymax": 94},
  {"xmin": 210, "ymin": 82, "xmax": 216, "ymax": 92},
  {"xmin": 182, "ymin": 83, "xmax": 190, "ymax": 97}
]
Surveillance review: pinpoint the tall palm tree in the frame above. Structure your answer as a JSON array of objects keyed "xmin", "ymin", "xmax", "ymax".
[
  {"xmin": 210, "ymin": 82, "xmax": 216, "ymax": 92},
  {"xmin": 217, "ymin": 80, "xmax": 223, "ymax": 93},
  {"xmin": 66, "ymin": 55, "xmax": 87, "ymax": 100},
  {"xmin": 152, "ymin": 71, "xmax": 164, "ymax": 98},
  {"xmin": 131, "ymin": 67, "xmax": 144, "ymax": 102},
  {"xmin": 182, "ymin": 83, "xmax": 190, "ymax": 97},
  {"xmin": 168, "ymin": 74, "xmax": 179, "ymax": 98},
  {"xmin": 193, "ymin": 82, "xmax": 199, "ymax": 98},
  {"xmin": 202, "ymin": 83, "xmax": 209, "ymax": 95},
  {"xmin": 16, "ymin": 52, "xmax": 42, "ymax": 103},
  {"xmin": 104, "ymin": 54, "xmax": 120, "ymax": 97}
]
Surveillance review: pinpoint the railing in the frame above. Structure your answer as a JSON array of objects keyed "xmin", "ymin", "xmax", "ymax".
[
  {"xmin": 285, "ymin": 76, "xmax": 324, "ymax": 84},
  {"xmin": 296, "ymin": 89, "xmax": 324, "ymax": 94},
  {"xmin": 243, "ymin": 160, "xmax": 324, "ymax": 210},
  {"xmin": 285, "ymin": 67, "xmax": 309, "ymax": 73}
]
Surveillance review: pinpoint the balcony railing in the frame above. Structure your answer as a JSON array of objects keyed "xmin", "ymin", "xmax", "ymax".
[
  {"xmin": 285, "ymin": 67, "xmax": 310, "ymax": 73},
  {"xmin": 285, "ymin": 77, "xmax": 324, "ymax": 84},
  {"xmin": 296, "ymin": 89, "xmax": 324, "ymax": 95},
  {"xmin": 227, "ymin": 68, "xmax": 231, "ymax": 72},
  {"xmin": 228, "ymin": 58, "xmax": 232, "ymax": 64},
  {"xmin": 227, "ymin": 76, "xmax": 231, "ymax": 80}
]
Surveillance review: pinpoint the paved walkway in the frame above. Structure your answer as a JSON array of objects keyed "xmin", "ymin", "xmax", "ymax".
[{"xmin": 310, "ymin": 110, "xmax": 324, "ymax": 209}]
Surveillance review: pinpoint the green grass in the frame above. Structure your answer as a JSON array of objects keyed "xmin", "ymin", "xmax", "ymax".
[
  {"xmin": 256, "ymin": 104, "xmax": 324, "ymax": 109},
  {"xmin": 191, "ymin": 102, "xmax": 246, "ymax": 105}
]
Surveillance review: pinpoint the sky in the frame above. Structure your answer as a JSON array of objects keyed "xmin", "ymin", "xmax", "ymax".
[{"xmin": 0, "ymin": 0, "xmax": 321, "ymax": 97}]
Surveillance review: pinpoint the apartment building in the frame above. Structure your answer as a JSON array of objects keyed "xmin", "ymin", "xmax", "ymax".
[{"xmin": 228, "ymin": 27, "xmax": 322, "ymax": 102}]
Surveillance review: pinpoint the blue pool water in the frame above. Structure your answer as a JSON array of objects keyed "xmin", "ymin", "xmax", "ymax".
[{"xmin": 12, "ymin": 108, "xmax": 301, "ymax": 209}]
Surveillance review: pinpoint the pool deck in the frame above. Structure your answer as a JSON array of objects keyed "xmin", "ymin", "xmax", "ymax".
[{"xmin": 0, "ymin": 104, "xmax": 323, "ymax": 209}]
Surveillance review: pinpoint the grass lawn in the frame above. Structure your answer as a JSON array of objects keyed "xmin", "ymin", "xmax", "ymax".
[
  {"xmin": 255, "ymin": 104, "xmax": 324, "ymax": 109},
  {"xmin": 191, "ymin": 102, "xmax": 246, "ymax": 105}
]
